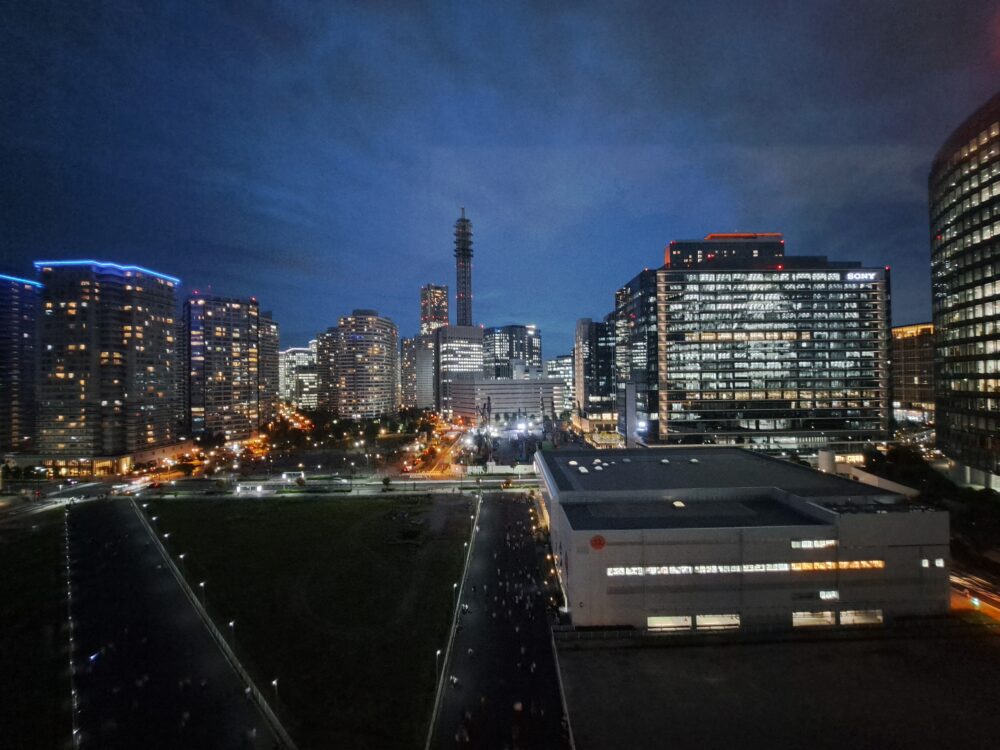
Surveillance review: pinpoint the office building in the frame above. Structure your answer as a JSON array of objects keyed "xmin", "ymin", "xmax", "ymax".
[
  {"xmin": 666, "ymin": 232, "xmax": 785, "ymax": 269},
  {"xmin": 434, "ymin": 325, "xmax": 484, "ymax": 417},
  {"xmin": 615, "ymin": 238, "xmax": 891, "ymax": 453},
  {"xmin": 454, "ymin": 209, "xmax": 474, "ymax": 326},
  {"xmin": 574, "ymin": 316, "xmax": 617, "ymax": 436},
  {"xmin": 259, "ymin": 312, "xmax": 280, "ymax": 427},
  {"xmin": 891, "ymin": 323, "xmax": 935, "ymax": 426},
  {"xmin": 401, "ymin": 334, "xmax": 436, "ymax": 410},
  {"xmin": 335, "ymin": 309, "xmax": 398, "ymax": 418},
  {"xmin": 316, "ymin": 327, "xmax": 339, "ymax": 413},
  {"xmin": 0, "ymin": 274, "xmax": 42, "ymax": 452},
  {"xmin": 34, "ymin": 260, "xmax": 179, "ymax": 474},
  {"xmin": 535, "ymin": 447, "xmax": 949, "ymax": 631},
  {"xmin": 279, "ymin": 343, "xmax": 319, "ymax": 409},
  {"xmin": 181, "ymin": 294, "xmax": 261, "ymax": 440},
  {"xmin": 929, "ymin": 92, "xmax": 1000, "ymax": 488},
  {"xmin": 484, "ymin": 324, "xmax": 542, "ymax": 379},
  {"xmin": 420, "ymin": 284, "xmax": 449, "ymax": 334},
  {"xmin": 451, "ymin": 377, "xmax": 565, "ymax": 427},
  {"xmin": 545, "ymin": 355, "xmax": 575, "ymax": 416}
]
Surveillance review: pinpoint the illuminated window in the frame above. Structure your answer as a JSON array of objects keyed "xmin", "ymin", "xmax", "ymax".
[
  {"xmin": 839, "ymin": 609, "xmax": 883, "ymax": 625},
  {"xmin": 792, "ymin": 611, "xmax": 835, "ymax": 627},
  {"xmin": 695, "ymin": 613, "xmax": 740, "ymax": 630},
  {"xmin": 819, "ymin": 590, "xmax": 839, "ymax": 601},
  {"xmin": 647, "ymin": 615, "xmax": 691, "ymax": 631}
]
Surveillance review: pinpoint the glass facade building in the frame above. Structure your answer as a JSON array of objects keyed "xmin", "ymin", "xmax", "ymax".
[
  {"xmin": 419, "ymin": 284, "xmax": 449, "ymax": 335},
  {"xmin": 929, "ymin": 92, "xmax": 1000, "ymax": 488},
  {"xmin": 891, "ymin": 323, "xmax": 934, "ymax": 426},
  {"xmin": 434, "ymin": 325, "xmax": 484, "ymax": 417},
  {"xmin": 484, "ymin": 324, "xmax": 542, "ymax": 379},
  {"xmin": 615, "ymin": 250, "xmax": 890, "ymax": 453}
]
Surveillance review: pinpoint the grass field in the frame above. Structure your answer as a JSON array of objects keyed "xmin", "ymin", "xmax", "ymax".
[
  {"xmin": 148, "ymin": 494, "xmax": 471, "ymax": 750},
  {"xmin": 0, "ymin": 508, "xmax": 70, "ymax": 750}
]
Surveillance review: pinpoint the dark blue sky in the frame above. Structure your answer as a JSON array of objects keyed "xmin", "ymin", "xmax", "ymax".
[{"xmin": 2, "ymin": 1, "xmax": 999, "ymax": 355}]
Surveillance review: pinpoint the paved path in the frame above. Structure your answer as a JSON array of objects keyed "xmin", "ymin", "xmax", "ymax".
[
  {"xmin": 68, "ymin": 500, "xmax": 276, "ymax": 749},
  {"xmin": 432, "ymin": 493, "xmax": 570, "ymax": 748}
]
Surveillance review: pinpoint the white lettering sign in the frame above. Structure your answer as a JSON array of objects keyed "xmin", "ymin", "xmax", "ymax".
[{"xmin": 845, "ymin": 272, "xmax": 877, "ymax": 281}]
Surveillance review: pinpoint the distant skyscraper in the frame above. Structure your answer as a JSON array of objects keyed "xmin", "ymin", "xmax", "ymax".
[
  {"xmin": 434, "ymin": 325, "xmax": 484, "ymax": 417},
  {"xmin": 930, "ymin": 92, "xmax": 1000, "ymax": 488},
  {"xmin": 35, "ymin": 260, "xmax": 179, "ymax": 474},
  {"xmin": 0, "ymin": 274, "xmax": 41, "ymax": 452},
  {"xmin": 891, "ymin": 323, "xmax": 934, "ymax": 426},
  {"xmin": 545, "ymin": 355, "xmax": 575, "ymax": 416},
  {"xmin": 420, "ymin": 284, "xmax": 449, "ymax": 334},
  {"xmin": 335, "ymin": 310, "xmax": 398, "ymax": 418},
  {"xmin": 181, "ymin": 294, "xmax": 262, "ymax": 440},
  {"xmin": 573, "ymin": 316, "xmax": 616, "ymax": 424},
  {"xmin": 259, "ymin": 312, "xmax": 280, "ymax": 427},
  {"xmin": 401, "ymin": 335, "xmax": 436, "ymax": 410},
  {"xmin": 454, "ymin": 209, "xmax": 474, "ymax": 326},
  {"xmin": 484, "ymin": 324, "xmax": 542, "ymax": 379},
  {"xmin": 279, "ymin": 344, "xmax": 318, "ymax": 409},
  {"xmin": 615, "ymin": 240, "xmax": 890, "ymax": 452},
  {"xmin": 315, "ymin": 327, "xmax": 339, "ymax": 413}
]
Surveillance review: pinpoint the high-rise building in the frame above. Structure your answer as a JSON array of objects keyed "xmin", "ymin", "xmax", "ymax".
[
  {"xmin": 454, "ymin": 209, "xmax": 474, "ymax": 326},
  {"xmin": 484, "ymin": 324, "xmax": 542, "ymax": 379},
  {"xmin": 401, "ymin": 335, "xmax": 436, "ymax": 410},
  {"xmin": 545, "ymin": 355, "xmax": 575, "ymax": 416},
  {"xmin": 930, "ymin": 92, "xmax": 1000, "ymax": 489},
  {"xmin": 181, "ymin": 294, "xmax": 261, "ymax": 440},
  {"xmin": 891, "ymin": 323, "xmax": 935, "ymax": 427},
  {"xmin": 279, "ymin": 344, "xmax": 319, "ymax": 409},
  {"xmin": 434, "ymin": 325, "xmax": 484, "ymax": 417},
  {"xmin": 573, "ymin": 316, "xmax": 617, "ymax": 423},
  {"xmin": 420, "ymin": 284, "xmax": 449, "ymax": 334},
  {"xmin": 316, "ymin": 327, "xmax": 339, "ymax": 413},
  {"xmin": 259, "ymin": 312, "xmax": 280, "ymax": 427},
  {"xmin": 34, "ymin": 260, "xmax": 180, "ymax": 474},
  {"xmin": 0, "ymin": 274, "xmax": 41, "ymax": 452},
  {"xmin": 335, "ymin": 310, "xmax": 398, "ymax": 418},
  {"xmin": 615, "ymin": 240, "xmax": 891, "ymax": 453}
]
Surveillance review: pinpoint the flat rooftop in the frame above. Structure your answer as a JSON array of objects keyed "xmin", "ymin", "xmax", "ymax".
[
  {"xmin": 561, "ymin": 496, "xmax": 823, "ymax": 530},
  {"xmin": 538, "ymin": 447, "xmax": 891, "ymax": 499}
]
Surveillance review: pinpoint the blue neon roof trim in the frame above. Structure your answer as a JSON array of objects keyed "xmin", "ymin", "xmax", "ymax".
[
  {"xmin": 0, "ymin": 273, "xmax": 43, "ymax": 288},
  {"xmin": 33, "ymin": 260, "xmax": 180, "ymax": 285}
]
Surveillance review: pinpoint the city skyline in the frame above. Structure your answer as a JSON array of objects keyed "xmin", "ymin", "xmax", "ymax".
[{"xmin": 3, "ymin": 3, "xmax": 999, "ymax": 355}]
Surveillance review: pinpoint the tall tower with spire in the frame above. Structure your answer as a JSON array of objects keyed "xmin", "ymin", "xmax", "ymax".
[{"xmin": 454, "ymin": 208, "xmax": 473, "ymax": 326}]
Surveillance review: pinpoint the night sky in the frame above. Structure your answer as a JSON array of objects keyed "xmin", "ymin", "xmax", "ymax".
[{"xmin": 2, "ymin": 2, "xmax": 999, "ymax": 355}]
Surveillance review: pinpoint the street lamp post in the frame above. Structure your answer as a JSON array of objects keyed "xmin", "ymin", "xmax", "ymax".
[
  {"xmin": 452, "ymin": 581, "xmax": 458, "ymax": 609},
  {"xmin": 435, "ymin": 648, "xmax": 442, "ymax": 678},
  {"xmin": 228, "ymin": 619, "xmax": 235, "ymax": 639},
  {"xmin": 198, "ymin": 581, "xmax": 206, "ymax": 605},
  {"xmin": 271, "ymin": 678, "xmax": 279, "ymax": 701}
]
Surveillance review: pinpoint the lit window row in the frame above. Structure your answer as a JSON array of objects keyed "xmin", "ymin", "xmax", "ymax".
[
  {"xmin": 791, "ymin": 539, "xmax": 837, "ymax": 549},
  {"xmin": 606, "ymin": 560, "xmax": 885, "ymax": 577},
  {"xmin": 920, "ymin": 558, "xmax": 946, "ymax": 568}
]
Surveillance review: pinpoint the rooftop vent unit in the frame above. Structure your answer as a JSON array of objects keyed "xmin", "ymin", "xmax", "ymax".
[
  {"xmin": 578, "ymin": 466, "xmax": 589, "ymax": 474},
  {"xmin": 689, "ymin": 458, "xmax": 700, "ymax": 464},
  {"xmin": 673, "ymin": 500, "xmax": 686, "ymax": 508},
  {"xmin": 660, "ymin": 459, "xmax": 670, "ymax": 465},
  {"xmin": 594, "ymin": 465, "xmax": 603, "ymax": 471},
  {"xmin": 568, "ymin": 460, "xmax": 578, "ymax": 466}
]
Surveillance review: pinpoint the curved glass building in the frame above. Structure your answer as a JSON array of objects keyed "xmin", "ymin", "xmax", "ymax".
[{"xmin": 929, "ymin": 92, "xmax": 1000, "ymax": 488}]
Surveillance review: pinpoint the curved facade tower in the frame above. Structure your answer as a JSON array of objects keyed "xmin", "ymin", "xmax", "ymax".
[
  {"xmin": 454, "ymin": 208, "xmax": 474, "ymax": 326},
  {"xmin": 929, "ymin": 92, "xmax": 1000, "ymax": 488}
]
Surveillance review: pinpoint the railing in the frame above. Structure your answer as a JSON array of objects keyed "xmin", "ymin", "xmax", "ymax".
[{"xmin": 128, "ymin": 499, "xmax": 298, "ymax": 750}]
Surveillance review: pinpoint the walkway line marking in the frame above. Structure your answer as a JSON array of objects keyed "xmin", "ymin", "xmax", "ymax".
[
  {"xmin": 424, "ymin": 490, "xmax": 483, "ymax": 750},
  {"xmin": 129, "ymin": 499, "xmax": 298, "ymax": 750}
]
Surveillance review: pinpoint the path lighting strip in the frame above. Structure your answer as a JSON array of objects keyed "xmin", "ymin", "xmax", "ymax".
[{"xmin": 606, "ymin": 560, "xmax": 885, "ymax": 577}]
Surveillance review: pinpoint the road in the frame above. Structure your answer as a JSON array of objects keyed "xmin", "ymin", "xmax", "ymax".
[
  {"xmin": 68, "ymin": 500, "xmax": 276, "ymax": 749},
  {"xmin": 951, "ymin": 566, "xmax": 1000, "ymax": 622},
  {"xmin": 431, "ymin": 493, "xmax": 569, "ymax": 749}
]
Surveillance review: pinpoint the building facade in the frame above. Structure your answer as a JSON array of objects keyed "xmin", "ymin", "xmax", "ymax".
[
  {"xmin": 450, "ymin": 377, "xmax": 565, "ymax": 427},
  {"xmin": 929, "ymin": 92, "xmax": 1000, "ymax": 488},
  {"xmin": 401, "ymin": 334, "xmax": 436, "ymax": 410},
  {"xmin": 616, "ymin": 242, "xmax": 891, "ymax": 454},
  {"xmin": 335, "ymin": 309, "xmax": 398, "ymax": 418},
  {"xmin": 484, "ymin": 324, "xmax": 542, "ymax": 379},
  {"xmin": 545, "ymin": 354, "xmax": 575, "ymax": 416},
  {"xmin": 891, "ymin": 323, "xmax": 935, "ymax": 426},
  {"xmin": 574, "ymin": 316, "xmax": 617, "ymax": 427},
  {"xmin": 434, "ymin": 325, "xmax": 484, "ymax": 417},
  {"xmin": 181, "ymin": 294, "xmax": 262, "ymax": 440},
  {"xmin": 315, "ymin": 327, "xmax": 339, "ymax": 413},
  {"xmin": 536, "ymin": 448, "xmax": 949, "ymax": 632},
  {"xmin": 34, "ymin": 260, "xmax": 180, "ymax": 474},
  {"xmin": 0, "ymin": 274, "xmax": 41, "ymax": 453},
  {"xmin": 420, "ymin": 284, "xmax": 449, "ymax": 334},
  {"xmin": 279, "ymin": 344, "xmax": 318, "ymax": 409},
  {"xmin": 666, "ymin": 232, "xmax": 785, "ymax": 269}
]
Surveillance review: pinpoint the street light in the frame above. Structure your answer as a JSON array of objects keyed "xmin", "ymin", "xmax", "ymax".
[
  {"xmin": 452, "ymin": 582, "xmax": 458, "ymax": 609},
  {"xmin": 271, "ymin": 678, "xmax": 279, "ymax": 700},
  {"xmin": 198, "ymin": 581, "xmax": 206, "ymax": 604},
  {"xmin": 435, "ymin": 648, "xmax": 442, "ymax": 677}
]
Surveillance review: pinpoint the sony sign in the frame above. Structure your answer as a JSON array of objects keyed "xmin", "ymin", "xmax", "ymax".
[{"xmin": 845, "ymin": 271, "xmax": 878, "ymax": 281}]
